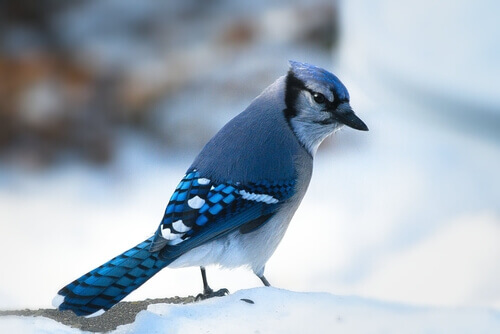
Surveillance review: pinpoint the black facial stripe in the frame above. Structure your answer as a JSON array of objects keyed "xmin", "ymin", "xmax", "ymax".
[
  {"xmin": 304, "ymin": 88, "xmax": 348, "ymax": 110},
  {"xmin": 305, "ymin": 88, "xmax": 329, "ymax": 104},
  {"xmin": 314, "ymin": 118, "xmax": 335, "ymax": 125},
  {"xmin": 284, "ymin": 72, "xmax": 349, "ymax": 120},
  {"xmin": 283, "ymin": 71, "xmax": 306, "ymax": 120}
]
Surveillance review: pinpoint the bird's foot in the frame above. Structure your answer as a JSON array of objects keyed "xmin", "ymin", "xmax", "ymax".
[{"xmin": 195, "ymin": 287, "xmax": 229, "ymax": 301}]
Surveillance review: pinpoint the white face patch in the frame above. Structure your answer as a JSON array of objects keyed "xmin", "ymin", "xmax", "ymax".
[
  {"xmin": 161, "ymin": 227, "xmax": 183, "ymax": 240},
  {"xmin": 289, "ymin": 90, "xmax": 340, "ymax": 156},
  {"xmin": 187, "ymin": 196, "xmax": 205, "ymax": 209},
  {"xmin": 172, "ymin": 220, "xmax": 191, "ymax": 233},
  {"xmin": 197, "ymin": 178, "xmax": 210, "ymax": 185},
  {"xmin": 85, "ymin": 309, "xmax": 105, "ymax": 318},
  {"xmin": 239, "ymin": 190, "xmax": 278, "ymax": 204}
]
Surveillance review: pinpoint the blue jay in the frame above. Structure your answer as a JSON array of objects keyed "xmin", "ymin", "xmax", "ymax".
[{"xmin": 53, "ymin": 61, "xmax": 368, "ymax": 317}]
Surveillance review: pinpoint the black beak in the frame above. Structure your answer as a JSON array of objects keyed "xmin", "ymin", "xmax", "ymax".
[{"xmin": 333, "ymin": 103, "xmax": 369, "ymax": 131}]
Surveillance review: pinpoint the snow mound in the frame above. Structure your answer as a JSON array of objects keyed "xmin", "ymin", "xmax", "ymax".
[
  {"xmin": 0, "ymin": 316, "xmax": 83, "ymax": 334},
  {"xmin": 2, "ymin": 288, "xmax": 500, "ymax": 333},
  {"xmin": 116, "ymin": 288, "xmax": 500, "ymax": 334}
]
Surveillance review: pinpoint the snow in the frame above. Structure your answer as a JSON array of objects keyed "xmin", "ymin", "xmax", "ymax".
[
  {"xmin": 0, "ymin": 316, "xmax": 83, "ymax": 334},
  {"xmin": 2, "ymin": 288, "xmax": 500, "ymax": 334},
  {"xmin": 119, "ymin": 288, "xmax": 500, "ymax": 334}
]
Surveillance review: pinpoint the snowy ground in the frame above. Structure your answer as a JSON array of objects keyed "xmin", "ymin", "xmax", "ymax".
[{"xmin": 2, "ymin": 288, "xmax": 500, "ymax": 334}]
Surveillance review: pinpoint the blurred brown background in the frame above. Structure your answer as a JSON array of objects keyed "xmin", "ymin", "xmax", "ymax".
[{"xmin": 0, "ymin": 0, "xmax": 336, "ymax": 166}]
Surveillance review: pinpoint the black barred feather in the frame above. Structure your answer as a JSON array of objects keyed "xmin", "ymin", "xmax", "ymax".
[
  {"xmin": 150, "ymin": 169, "xmax": 296, "ymax": 257},
  {"xmin": 56, "ymin": 238, "xmax": 171, "ymax": 316}
]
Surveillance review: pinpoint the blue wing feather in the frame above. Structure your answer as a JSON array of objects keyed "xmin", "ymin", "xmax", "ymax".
[{"xmin": 149, "ymin": 169, "xmax": 296, "ymax": 257}]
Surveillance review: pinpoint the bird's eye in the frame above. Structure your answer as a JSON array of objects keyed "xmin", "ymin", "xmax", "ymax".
[{"xmin": 312, "ymin": 92, "xmax": 326, "ymax": 104}]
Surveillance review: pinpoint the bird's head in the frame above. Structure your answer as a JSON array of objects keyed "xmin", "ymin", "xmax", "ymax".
[{"xmin": 284, "ymin": 61, "xmax": 368, "ymax": 155}]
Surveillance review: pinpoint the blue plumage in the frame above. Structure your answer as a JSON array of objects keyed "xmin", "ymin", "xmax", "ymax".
[
  {"xmin": 57, "ymin": 238, "xmax": 171, "ymax": 316},
  {"xmin": 57, "ymin": 169, "xmax": 296, "ymax": 316},
  {"xmin": 54, "ymin": 61, "xmax": 367, "ymax": 317},
  {"xmin": 150, "ymin": 169, "xmax": 296, "ymax": 258},
  {"xmin": 289, "ymin": 60, "xmax": 350, "ymax": 101}
]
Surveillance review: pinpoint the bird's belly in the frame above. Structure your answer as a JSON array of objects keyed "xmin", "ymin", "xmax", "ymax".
[{"xmin": 168, "ymin": 201, "xmax": 299, "ymax": 275}]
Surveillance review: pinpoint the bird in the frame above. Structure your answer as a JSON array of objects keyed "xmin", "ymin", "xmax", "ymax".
[{"xmin": 53, "ymin": 60, "xmax": 368, "ymax": 317}]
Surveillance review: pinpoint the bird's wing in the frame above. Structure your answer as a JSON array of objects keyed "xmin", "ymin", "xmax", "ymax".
[{"xmin": 149, "ymin": 169, "xmax": 296, "ymax": 260}]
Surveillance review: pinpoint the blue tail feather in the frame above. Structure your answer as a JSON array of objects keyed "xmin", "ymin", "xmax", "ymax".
[{"xmin": 55, "ymin": 237, "xmax": 172, "ymax": 316}]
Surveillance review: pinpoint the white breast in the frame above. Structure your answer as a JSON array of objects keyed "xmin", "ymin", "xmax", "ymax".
[{"xmin": 168, "ymin": 197, "xmax": 302, "ymax": 276}]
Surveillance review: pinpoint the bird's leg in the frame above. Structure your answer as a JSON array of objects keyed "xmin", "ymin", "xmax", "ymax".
[
  {"xmin": 258, "ymin": 274, "xmax": 271, "ymax": 287},
  {"xmin": 239, "ymin": 273, "xmax": 271, "ymax": 304},
  {"xmin": 200, "ymin": 266, "xmax": 212, "ymax": 294},
  {"xmin": 195, "ymin": 266, "xmax": 229, "ymax": 301}
]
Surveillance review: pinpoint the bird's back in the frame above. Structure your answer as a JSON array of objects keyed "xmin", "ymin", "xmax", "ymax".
[{"xmin": 191, "ymin": 76, "xmax": 311, "ymax": 184}]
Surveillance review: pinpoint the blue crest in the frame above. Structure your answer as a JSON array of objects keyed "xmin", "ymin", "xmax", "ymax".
[{"xmin": 288, "ymin": 60, "xmax": 350, "ymax": 101}]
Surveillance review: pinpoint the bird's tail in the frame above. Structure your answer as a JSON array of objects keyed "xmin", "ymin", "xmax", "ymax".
[{"xmin": 53, "ymin": 237, "xmax": 171, "ymax": 317}]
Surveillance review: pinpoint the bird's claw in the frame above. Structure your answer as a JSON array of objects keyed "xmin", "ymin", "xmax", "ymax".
[{"xmin": 195, "ymin": 288, "xmax": 229, "ymax": 301}]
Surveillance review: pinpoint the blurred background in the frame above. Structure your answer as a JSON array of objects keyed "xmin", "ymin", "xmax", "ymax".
[{"xmin": 1, "ymin": 0, "xmax": 499, "ymax": 311}]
